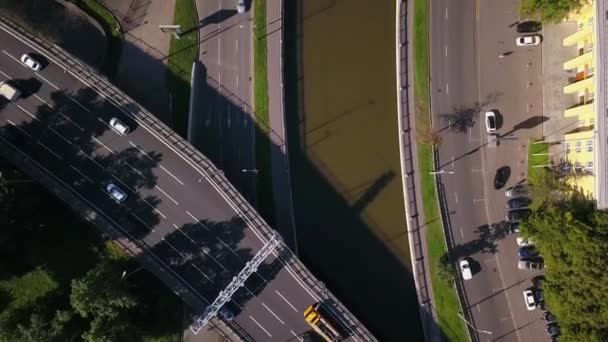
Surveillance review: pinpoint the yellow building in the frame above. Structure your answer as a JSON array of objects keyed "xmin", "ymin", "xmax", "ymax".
[{"xmin": 562, "ymin": 1, "xmax": 597, "ymax": 197}]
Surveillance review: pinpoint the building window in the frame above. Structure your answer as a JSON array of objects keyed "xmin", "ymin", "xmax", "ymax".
[
  {"xmin": 566, "ymin": 142, "xmax": 571, "ymax": 153},
  {"xmin": 575, "ymin": 161, "xmax": 583, "ymax": 172},
  {"xmin": 579, "ymin": 119, "xmax": 586, "ymax": 127},
  {"xmin": 587, "ymin": 139, "xmax": 593, "ymax": 152},
  {"xmin": 586, "ymin": 161, "xmax": 593, "ymax": 172},
  {"xmin": 578, "ymin": 22, "xmax": 584, "ymax": 30},
  {"xmin": 575, "ymin": 141, "xmax": 582, "ymax": 152}
]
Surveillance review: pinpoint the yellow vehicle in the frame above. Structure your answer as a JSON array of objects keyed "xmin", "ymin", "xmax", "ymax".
[{"xmin": 304, "ymin": 303, "xmax": 343, "ymax": 342}]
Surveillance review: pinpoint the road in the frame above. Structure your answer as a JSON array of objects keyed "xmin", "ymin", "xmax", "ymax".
[
  {"xmin": 0, "ymin": 23, "xmax": 365, "ymax": 342},
  {"xmin": 192, "ymin": 0, "xmax": 256, "ymax": 203},
  {"xmin": 430, "ymin": 0, "xmax": 545, "ymax": 341}
]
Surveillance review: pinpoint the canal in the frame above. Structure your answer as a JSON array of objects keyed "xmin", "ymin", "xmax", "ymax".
[{"xmin": 284, "ymin": 0, "xmax": 424, "ymax": 340}]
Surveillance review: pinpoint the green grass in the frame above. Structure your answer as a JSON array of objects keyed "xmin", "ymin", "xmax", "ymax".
[
  {"xmin": 527, "ymin": 139, "xmax": 549, "ymax": 181},
  {"xmin": 253, "ymin": 0, "xmax": 276, "ymax": 225},
  {"xmin": 166, "ymin": 0, "xmax": 199, "ymax": 135},
  {"xmin": 413, "ymin": 0, "xmax": 468, "ymax": 340},
  {"xmin": 72, "ymin": 0, "xmax": 122, "ymax": 77},
  {"xmin": 0, "ymin": 268, "xmax": 57, "ymax": 315}
]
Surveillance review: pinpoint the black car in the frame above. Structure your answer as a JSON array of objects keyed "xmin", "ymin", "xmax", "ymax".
[
  {"xmin": 494, "ymin": 166, "xmax": 511, "ymax": 189},
  {"xmin": 543, "ymin": 311, "xmax": 557, "ymax": 322},
  {"xmin": 507, "ymin": 197, "xmax": 531, "ymax": 209},
  {"xmin": 506, "ymin": 208, "xmax": 531, "ymax": 222},
  {"xmin": 517, "ymin": 21, "xmax": 542, "ymax": 33},
  {"xmin": 545, "ymin": 323, "xmax": 560, "ymax": 337},
  {"xmin": 518, "ymin": 246, "xmax": 539, "ymax": 258}
]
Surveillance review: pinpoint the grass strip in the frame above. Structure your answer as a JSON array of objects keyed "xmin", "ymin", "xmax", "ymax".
[
  {"xmin": 253, "ymin": 0, "xmax": 276, "ymax": 225},
  {"xmin": 527, "ymin": 139, "xmax": 549, "ymax": 180},
  {"xmin": 413, "ymin": 0, "xmax": 468, "ymax": 340},
  {"xmin": 166, "ymin": 0, "xmax": 199, "ymax": 136},
  {"xmin": 72, "ymin": 0, "xmax": 122, "ymax": 78}
]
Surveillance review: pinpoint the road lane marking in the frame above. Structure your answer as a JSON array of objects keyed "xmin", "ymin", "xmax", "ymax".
[
  {"xmin": 142, "ymin": 199, "xmax": 167, "ymax": 219},
  {"xmin": 59, "ymin": 112, "xmax": 84, "ymax": 131},
  {"xmin": 70, "ymin": 165, "xmax": 93, "ymax": 183},
  {"xmin": 445, "ymin": 6, "xmax": 448, "ymax": 19},
  {"xmin": 275, "ymin": 290, "xmax": 298, "ymax": 312},
  {"xmin": 92, "ymin": 137, "xmax": 115, "ymax": 154},
  {"xmin": 80, "ymin": 150, "xmax": 104, "ymax": 169},
  {"xmin": 477, "ymin": 304, "xmax": 481, "ymax": 313},
  {"xmin": 235, "ymin": 39, "xmax": 238, "ymax": 52},
  {"xmin": 460, "ymin": 226, "xmax": 464, "ymax": 239},
  {"xmin": 33, "ymin": 94, "xmax": 51, "ymax": 107},
  {"xmin": 262, "ymin": 303, "xmax": 285, "ymax": 325},
  {"xmin": 249, "ymin": 316, "xmax": 272, "ymax": 337},
  {"xmin": 112, "ymin": 175, "xmax": 135, "ymax": 193},
  {"xmin": 68, "ymin": 95, "xmax": 91, "ymax": 112},
  {"xmin": 451, "ymin": 155, "xmax": 455, "ymax": 169},
  {"xmin": 454, "ymin": 192, "xmax": 458, "ymax": 203},
  {"xmin": 446, "ymin": 83, "xmax": 449, "ymax": 94},
  {"xmin": 129, "ymin": 141, "xmax": 153, "ymax": 160},
  {"xmin": 49, "ymin": 127, "xmax": 73, "ymax": 146},
  {"xmin": 191, "ymin": 263, "xmax": 215, "ymax": 283},
  {"xmin": 124, "ymin": 161, "xmax": 145, "ymax": 178},
  {"xmin": 34, "ymin": 72, "xmax": 59, "ymax": 90},
  {"xmin": 291, "ymin": 330, "xmax": 303, "ymax": 342},
  {"xmin": 155, "ymin": 185, "xmax": 179, "ymax": 205},
  {"xmin": 1, "ymin": 50, "xmax": 21, "ymax": 65},
  {"xmin": 7, "ymin": 120, "xmax": 31, "ymax": 137},
  {"xmin": 173, "ymin": 223, "xmax": 196, "ymax": 243},
  {"xmin": 37, "ymin": 142, "xmax": 63, "ymax": 160},
  {"xmin": 473, "ymin": 198, "xmax": 485, "ymax": 202},
  {"xmin": 445, "ymin": 44, "xmax": 448, "ymax": 57},
  {"xmin": 16, "ymin": 104, "xmax": 39, "ymax": 121},
  {"xmin": 162, "ymin": 238, "xmax": 185, "ymax": 257},
  {"xmin": 160, "ymin": 165, "xmax": 184, "ymax": 185},
  {"xmin": 236, "ymin": 74, "xmax": 239, "ymax": 88},
  {"xmin": 130, "ymin": 213, "xmax": 154, "ymax": 231}
]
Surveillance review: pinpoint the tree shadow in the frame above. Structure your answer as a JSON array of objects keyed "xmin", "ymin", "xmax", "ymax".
[{"xmin": 438, "ymin": 92, "xmax": 502, "ymax": 133}]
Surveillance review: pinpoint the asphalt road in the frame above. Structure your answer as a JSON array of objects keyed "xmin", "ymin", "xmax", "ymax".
[
  {"xmin": 431, "ymin": 0, "xmax": 545, "ymax": 341},
  {"xmin": 192, "ymin": 0, "xmax": 256, "ymax": 202},
  {"xmin": 0, "ymin": 27, "xmax": 344, "ymax": 342}
]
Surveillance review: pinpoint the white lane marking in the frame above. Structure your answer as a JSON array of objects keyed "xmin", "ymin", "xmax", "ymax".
[
  {"xmin": 291, "ymin": 330, "xmax": 303, "ymax": 342},
  {"xmin": 16, "ymin": 104, "xmax": 39, "ymax": 121},
  {"xmin": 1, "ymin": 50, "xmax": 21, "ymax": 65},
  {"xmin": 460, "ymin": 226, "xmax": 464, "ymax": 239},
  {"xmin": 112, "ymin": 175, "xmax": 135, "ymax": 193},
  {"xmin": 38, "ymin": 142, "xmax": 63, "ymax": 160},
  {"xmin": 142, "ymin": 199, "xmax": 167, "ymax": 219},
  {"xmin": 173, "ymin": 223, "xmax": 196, "ymax": 243},
  {"xmin": 59, "ymin": 113, "xmax": 84, "ymax": 131},
  {"xmin": 182, "ymin": 211, "xmax": 239, "ymax": 256},
  {"xmin": 275, "ymin": 290, "xmax": 298, "ymax": 312},
  {"xmin": 236, "ymin": 74, "xmax": 239, "ymax": 88},
  {"xmin": 93, "ymin": 137, "xmax": 115, "ymax": 154},
  {"xmin": 130, "ymin": 213, "xmax": 154, "ymax": 231},
  {"xmin": 129, "ymin": 141, "xmax": 153, "ymax": 160},
  {"xmin": 454, "ymin": 192, "xmax": 458, "ymax": 203},
  {"xmin": 68, "ymin": 95, "xmax": 91, "ymax": 112},
  {"xmin": 445, "ymin": 44, "xmax": 448, "ymax": 57},
  {"xmin": 70, "ymin": 165, "xmax": 93, "ymax": 183},
  {"xmin": 97, "ymin": 116, "xmax": 113, "ymax": 129},
  {"xmin": 249, "ymin": 316, "xmax": 272, "ymax": 337},
  {"xmin": 446, "ymin": 83, "xmax": 449, "ymax": 94},
  {"xmin": 191, "ymin": 263, "xmax": 215, "ymax": 283},
  {"xmin": 49, "ymin": 127, "xmax": 73, "ymax": 146},
  {"xmin": 7, "ymin": 120, "xmax": 31, "ymax": 137},
  {"xmin": 235, "ymin": 39, "xmax": 238, "ymax": 52},
  {"xmin": 160, "ymin": 165, "xmax": 184, "ymax": 185},
  {"xmin": 155, "ymin": 185, "xmax": 179, "ymax": 205},
  {"xmin": 451, "ymin": 155, "xmax": 455, "ymax": 169},
  {"xmin": 218, "ymin": 37, "xmax": 221, "ymax": 66},
  {"xmin": 162, "ymin": 238, "xmax": 185, "ymax": 257},
  {"xmin": 445, "ymin": 6, "xmax": 448, "ymax": 19},
  {"xmin": 80, "ymin": 150, "xmax": 104, "ymax": 169},
  {"xmin": 477, "ymin": 305, "xmax": 481, "ymax": 313},
  {"xmin": 34, "ymin": 72, "xmax": 59, "ymax": 90},
  {"xmin": 33, "ymin": 94, "xmax": 51, "ymax": 107},
  {"xmin": 124, "ymin": 161, "xmax": 145, "ymax": 178},
  {"xmin": 473, "ymin": 198, "xmax": 485, "ymax": 202},
  {"xmin": 262, "ymin": 303, "xmax": 285, "ymax": 325}
]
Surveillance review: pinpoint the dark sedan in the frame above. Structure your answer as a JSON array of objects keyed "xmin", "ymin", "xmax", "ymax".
[
  {"xmin": 506, "ymin": 208, "xmax": 531, "ymax": 222},
  {"xmin": 518, "ymin": 246, "xmax": 539, "ymax": 258},
  {"xmin": 507, "ymin": 197, "xmax": 531, "ymax": 209}
]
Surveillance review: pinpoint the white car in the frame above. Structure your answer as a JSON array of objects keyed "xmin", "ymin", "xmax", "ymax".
[
  {"xmin": 516, "ymin": 237, "xmax": 534, "ymax": 246},
  {"xmin": 104, "ymin": 182, "xmax": 127, "ymax": 203},
  {"xmin": 485, "ymin": 111, "xmax": 496, "ymax": 133},
  {"xmin": 237, "ymin": 0, "xmax": 245, "ymax": 13},
  {"xmin": 516, "ymin": 35, "xmax": 541, "ymax": 46},
  {"xmin": 459, "ymin": 259, "xmax": 473, "ymax": 280},
  {"xmin": 20, "ymin": 54, "xmax": 42, "ymax": 71},
  {"xmin": 109, "ymin": 117, "xmax": 130, "ymax": 135},
  {"xmin": 523, "ymin": 289, "xmax": 537, "ymax": 311}
]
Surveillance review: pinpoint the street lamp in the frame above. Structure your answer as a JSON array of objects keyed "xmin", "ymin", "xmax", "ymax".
[
  {"xmin": 121, "ymin": 266, "xmax": 143, "ymax": 280},
  {"xmin": 429, "ymin": 170, "xmax": 454, "ymax": 175},
  {"xmin": 457, "ymin": 312, "xmax": 492, "ymax": 335},
  {"xmin": 242, "ymin": 169, "xmax": 259, "ymax": 174}
]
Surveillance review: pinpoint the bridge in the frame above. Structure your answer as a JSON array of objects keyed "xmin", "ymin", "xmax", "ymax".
[{"xmin": 0, "ymin": 16, "xmax": 376, "ymax": 342}]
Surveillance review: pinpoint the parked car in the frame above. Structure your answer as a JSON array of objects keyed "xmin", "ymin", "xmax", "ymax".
[
  {"xmin": 516, "ymin": 35, "xmax": 542, "ymax": 46},
  {"xmin": 20, "ymin": 54, "xmax": 42, "ymax": 71},
  {"xmin": 218, "ymin": 305, "xmax": 235, "ymax": 321},
  {"xmin": 534, "ymin": 287, "xmax": 545, "ymax": 304},
  {"xmin": 460, "ymin": 259, "xmax": 473, "ymax": 280},
  {"xmin": 505, "ymin": 184, "xmax": 527, "ymax": 198},
  {"xmin": 543, "ymin": 311, "xmax": 557, "ymax": 322},
  {"xmin": 518, "ymin": 258, "xmax": 544, "ymax": 270},
  {"xmin": 510, "ymin": 221, "xmax": 520, "ymax": 233},
  {"xmin": 516, "ymin": 236, "xmax": 534, "ymax": 246},
  {"xmin": 494, "ymin": 166, "xmax": 510, "ymax": 189},
  {"xmin": 237, "ymin": 0, "xmax": 245, "ymax": 13},
  {"xmin": 485, "ymin": 111, "xmax": 497, "ymax": 133},
  {"xmin": 518, "ymin": 246, "xmax": 539, "ymax": 258},
  {"xmin": 104, "ymin": 182, "xmax": 127, "ymax": 203},
  {"xmin": 507, "ymin": 197, "xmax": 531, "ymax": 209},
  {"xmin": 517, "ymin": 21, "xmax": 542, "ymax": 33},
  {"xmin": 109, "ymin": 117, "xmax": 130, "ymax": 135},
  {"xmin": 506, "ymin": 208, "xmax": 531, "ymax": 222},
  {"xmin": 545, "ymin": 323, "xmax": 561, "ymax": 337},
  {"xmin": 523, "ymin": 289, "xmax": 537, "ymax": 310}
]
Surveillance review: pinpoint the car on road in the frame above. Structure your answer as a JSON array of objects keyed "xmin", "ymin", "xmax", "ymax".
[
  {"xmin": 518, "ymin": 258, "xmax": 544, "ymax": 270},
  {"xmin": 545, "ymin": 323, "xmax": 561, "ymax": 337},
  {"xmin": 485, "ymin": 111, "xmax": 497, "ymax": 133},
  {"xmin": 109, "ymin": 117, "xmax": 130, "ymax": 135},
  {"xmin": 494, "ymin": 166, "xmax": 510, "ymax": 189},
  {"xmin": 237, "ymin": 0, "xmax": 245, "ymax": 13},
  {"xmin": 219, "ymin": 305, "xmax": 235, "ymax": 321},
  {"xmin": 507, "ymin": 197, "xmax": 531, "ymax": 209},
  {"xmin": 517, "ymin": 21, "xmax": 542, "ymax": 33},
  {"xmin": 20, "ymin": 54, "xmax": 42, "ymax": 71},
  {"xmin": 516, "ymin": 236, "xmax": 534, "ymax": 246},
  {"xmin": 459, "ymin": 259, "xmax": 473, "ymax": 280},
  {"xmin": 543, "ymin": 311, "xmax": 557, "ymax": 322},
  {"xmin": 518, "ymin": 246, "xmax": 539, "ymax": 258},
  {"xmin": 505, "ymin": 184, "xmax": 527, "ymax": 198},
  {"xmin": 523, "ymin": 289, "xmax": 537, "ymax": 310},
  {"xmin": 516, "ymin": 35, "xmax": 542, "ymax": 46},
  {"xmin": 506, "ymin": 208, "xmax": 531, "ymax": 222},
  {"xmin": 104, "ymin": 182, "xmax": 127, "ymax": 203}
]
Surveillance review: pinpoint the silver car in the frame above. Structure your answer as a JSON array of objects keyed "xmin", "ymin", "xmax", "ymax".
[
  {"xmin": 20, "ymin": 54, "xmax": 42, "ymax": 71},
  {"xmin": 237, "ymin": 0, "xmax": 246, "ymax": 13},
  {"xmin": 104, "ymin": 182, "xmax": 127, "ymax": 203},
  {"xmin": 109, "ymin": 117, "xmax": 130, "ymax": 135},
  {"xmin": 516, "ymin": 35, "xmax": 541, "ymax": 46}
]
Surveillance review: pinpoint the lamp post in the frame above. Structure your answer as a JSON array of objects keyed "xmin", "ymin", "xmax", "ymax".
[
  {"xmin": 429, "ymin": 170, "xmax": 454, "ymax": 175},
  {"xmin": 242, "ymin": 169, "xmax": 259, "ymax": 174},
  {"xmin": 121, "ymin": 266, "xmax": 143, "ymax": 280},
  {"xmin": 457, "ymin": 312, "xmax": 492, "ymax": 335}
]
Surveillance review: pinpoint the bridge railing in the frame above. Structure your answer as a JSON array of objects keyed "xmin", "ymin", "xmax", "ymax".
[{"xmin": 0, "ymin": 15, "xmax": 377, "ymax": 342}]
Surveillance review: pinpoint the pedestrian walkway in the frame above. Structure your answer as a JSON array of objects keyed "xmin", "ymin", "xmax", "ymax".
[{"xmin": 100, "ymin": 0, "xmax": 174, "ymax": 124}]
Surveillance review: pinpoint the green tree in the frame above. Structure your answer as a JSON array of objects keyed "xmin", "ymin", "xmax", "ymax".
[
  {"xmin": 521, "ymin": 0, "xmax": 586, "ymax": 23},
  {"xmin": 436, "ymin": 252, "xmax": 454, "ymax": 284},
  {"xmin": 13, "ymin": 310, "xmax": 72, "ymax": 342}
]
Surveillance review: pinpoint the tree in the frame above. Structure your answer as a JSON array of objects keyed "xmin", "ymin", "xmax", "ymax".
[
  {"xmin": 521, "ymin": 0, "xmax": 586, "ymax": 23},
  {"xmin": 440, "ymin": 105, "xmax": 479, "ymax": 133},
  {"xmin": 435, "ymin": 252, "xmax": 454, "ymax": 284},
  {"xmin": 13, "ymin": 310, "xmax": 72, "ymax": 342},
  {"xmin": 417, "ymin": 125, "xmax": 443, "ymax": 146}
]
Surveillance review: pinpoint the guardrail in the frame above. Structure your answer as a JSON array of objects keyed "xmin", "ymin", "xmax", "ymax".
[{"xmin": 0, "ymin": 14, "xmax": 376, "ymax": 342}]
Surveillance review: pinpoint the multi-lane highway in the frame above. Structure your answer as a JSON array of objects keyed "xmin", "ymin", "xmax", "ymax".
[
  {"xmin": 0, "ymin": 19, "xmax": 371, "ymax": 342},
  {"xmin": 431, "ymin": 0, "xmax": 545, "ymax": 341}
]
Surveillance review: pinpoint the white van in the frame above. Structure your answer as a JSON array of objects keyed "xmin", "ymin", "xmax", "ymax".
[{"xmin": 0, "ymin": 82, "xmax": 21, "ymax": 101}]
